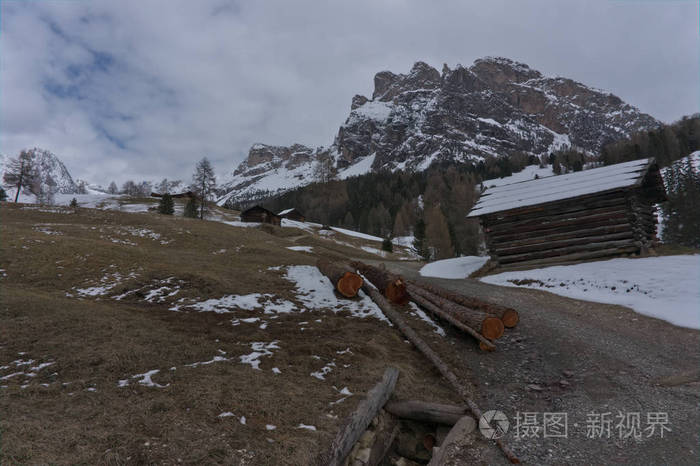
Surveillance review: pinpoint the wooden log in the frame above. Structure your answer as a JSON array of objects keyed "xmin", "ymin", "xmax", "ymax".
[
  {"xmin": 408, "ymin": 280, "xmax": 519, "ymax": 328},
  {"xmin": 428, "ymin": 416, "xmax": 477, "ymax": 466},
  {"xmin": 317, "ymin": 258, "xmax": 363, "ymax": 298},
  {"xmin": 408, "ymin": 290, "xmax": 496, "ymax": 349},
  {"xmin": 316, "ymin": 367, "xmax": 399, "ymax": 466},
  {"xmin": 351, "ymin": 261, "xmax": 409, "ymax": 305},
  {"xmin": 498, "ymin": 238, "xmax": 640, "ymax": 264},
  {"xmin": 361, "ymin": 284, "xmax": 519, "ymax": 463},
  {"xmin": 486, "ymin": 201, "xmax": 629, "ymax": 231},
  {"xmin": 482, "ymin": 190, "xmax": 628, "ymax": 221},
  {"xmin": 384, "ymin": 400, "xmax": 469, "ymax": 426},
  {"xmin": 486, "ymin": 208, "xmax": 629, "ymax": 234},
  {"xmin": 492, "ymin": 223, "xmax": 633, "ymax": 250},
  {"xmin": 493, "ymin": 231, "xmax": 634, "ymax": 257},
  {"xmin": 488, "ymin": 218, "xmax": 632, "ymax": 243},
  {"xmin": 494, "ymin": 245, "xmax": 639, "ymax": 270},
  {"xmin": 487, "ymin": 211, "xmax": 630, "ymax": 239},
  {"xmin": 408, "ymin": 285, "xmax": 504, "ymax": 340},
  {"xmin": 367, "ymin": 415, "xmax": 400, "ymax": 466}
]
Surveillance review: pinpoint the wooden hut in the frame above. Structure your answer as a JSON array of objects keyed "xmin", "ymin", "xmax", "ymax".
[
  {"xmin": 467, "ymin": 158, "xmax": 667, "ymax": 271},
  {"xmin": 278, "ymin": 208, "xmax": 305, "ymax": 222},
  {"xmin": 241, "ymin": 205, "xmax": 281, "ymax": 225}
]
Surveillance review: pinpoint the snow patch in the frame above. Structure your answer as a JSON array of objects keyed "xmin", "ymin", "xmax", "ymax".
[
  {"xmin": 481, "ymin": 255, "xmax": 700, "ymax": 329},
  {"xmin": 419, "ymin": 256, "xmax": 489, "ymax": 279}
]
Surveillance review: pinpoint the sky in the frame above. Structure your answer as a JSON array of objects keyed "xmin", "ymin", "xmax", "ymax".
[{"xmin": 1, "ymin": 0, "xmax": 698, "ymax": 186}]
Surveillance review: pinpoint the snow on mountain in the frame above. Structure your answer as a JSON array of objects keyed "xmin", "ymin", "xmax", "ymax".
[
  {"xmin": 1, "ymin": 148, "xmax": 79, "ymax": 196},
  {"xmin": 219, "ymin": 57, "xmax": 659, "ymax": 206}
]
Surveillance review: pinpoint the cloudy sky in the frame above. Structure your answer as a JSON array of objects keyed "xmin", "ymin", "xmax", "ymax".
[{"xmin": 1, "ymin": 0, "xmax": 697, "ymax": 185}]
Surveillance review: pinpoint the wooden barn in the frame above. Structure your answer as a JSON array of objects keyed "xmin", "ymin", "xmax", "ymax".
[
  {"xmin": 467, "ymin": 158, "xmax": 667, "ymax": 271},
  {"xmin": 278, "ymin": 208, "xmax": 305, "ymax": 222},
  {"xmin": 241, "ymin": 205, "xmax": 281, "ymax": 225}
]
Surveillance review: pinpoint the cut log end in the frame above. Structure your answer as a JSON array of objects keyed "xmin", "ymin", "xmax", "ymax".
[
  {"xmin": 478, "ymin": 340, "xmax": 496, "ymax": 352},
  {"xmin": 337, "ymin": 272, "xmax": 363, "ymax": 298},
  {"xmin": 481, "ymin": 317, "xmax": 505, "ymax": 340},
  {"xmin": 501, "ymin": 310, "xmax": 519, "ymax": 328},
  {"xmin": 385, "ymin": 279, "xmax": 409, "ymax": 305}
]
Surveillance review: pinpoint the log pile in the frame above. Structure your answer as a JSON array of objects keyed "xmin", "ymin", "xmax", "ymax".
[
  {"xmin": 359, "ymin": 282, "xmax": 520, "ymax": 463},
  {"xmin": 350, "ymin": 262, "xmax": 519, "ymax": 350},
  {"xmin": 351, "ymin": 261, "xmax": 409, "ymax": 305}
]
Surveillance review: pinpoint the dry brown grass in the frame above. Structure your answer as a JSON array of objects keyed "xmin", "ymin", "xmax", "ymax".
[{"xmin": 0, "ymin": 203, "xmax": 465, "ymax": 465}]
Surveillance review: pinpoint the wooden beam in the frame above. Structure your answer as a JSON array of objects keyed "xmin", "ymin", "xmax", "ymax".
[{"xmin": 316, "ymin": 367, "xmax": 399, "ymax": 466}]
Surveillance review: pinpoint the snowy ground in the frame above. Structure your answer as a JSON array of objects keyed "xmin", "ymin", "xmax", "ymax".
[
  {"xmin": 419, "ymin": 256, "xmax": 489, "ymax": 279},
  {"xmin": 481, "ymin": 255, "xmax": 700, "ymax": 329}
]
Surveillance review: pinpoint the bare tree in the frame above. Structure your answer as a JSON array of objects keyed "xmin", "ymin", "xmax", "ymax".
[
  {"xmin": 121, "ymin": 180, "xmax": 138, "ymax": 196},
  {"xmin": 3, "ymin": 150, "xmax": 37, "ymax": 202},
  {"xmin": 36, "ymin": 174, "xmax": 57, "ymax": 205},
  {"xmin": 192, "ymin": 157, "xmax": 216, "ymax": 219},
  {"xmin": 107, "ymin": 181, "xmax": 119, "ymax": 194}
]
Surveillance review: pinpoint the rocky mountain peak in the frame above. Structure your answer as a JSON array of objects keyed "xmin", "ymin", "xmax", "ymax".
[{"xmin": 219, "ymin": 57, "xmax": 660, "ymax": 207}]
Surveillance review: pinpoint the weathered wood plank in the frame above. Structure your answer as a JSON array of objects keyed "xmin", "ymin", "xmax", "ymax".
[{"xmin": 316, "ymin": 367, "xmax": 399, "ymax": 466}]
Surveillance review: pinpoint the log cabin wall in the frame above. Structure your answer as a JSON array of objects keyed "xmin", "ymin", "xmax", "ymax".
[{"xmin": 472, "ymin": 159, "xmax": 667, "ymax": 271}]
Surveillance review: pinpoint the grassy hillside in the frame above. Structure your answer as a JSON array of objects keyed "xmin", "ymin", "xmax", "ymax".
[{"xmin": 0, "ymin": 202, "xmax": 461, "ymax": 464}]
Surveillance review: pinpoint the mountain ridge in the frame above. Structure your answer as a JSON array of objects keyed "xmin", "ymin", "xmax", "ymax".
[{"xmin": 218, "ymin": 56, "xmax": 659, "ymax": 206}]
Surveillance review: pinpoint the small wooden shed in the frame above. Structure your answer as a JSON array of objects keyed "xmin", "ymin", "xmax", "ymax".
[
  {"xmin": 467, "ymin": 158, "xmax": 667, "ymax": 270},
  {"xmin": 241, "ymin": 205, "xmax": 281, "ymax": 225},
  {"xmin": 278, "ymin": 208, "xmax": 305, "ymax": 222}
]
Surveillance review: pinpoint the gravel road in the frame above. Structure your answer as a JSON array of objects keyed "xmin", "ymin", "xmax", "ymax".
[{"xmin": 368, "ymin": 260, "xmax": 700, "ymax": 465}]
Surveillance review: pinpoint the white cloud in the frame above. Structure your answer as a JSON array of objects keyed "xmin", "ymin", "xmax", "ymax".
[{"xmin": 1, "ymin": 0, "xmax": 697, "ymax": 185}]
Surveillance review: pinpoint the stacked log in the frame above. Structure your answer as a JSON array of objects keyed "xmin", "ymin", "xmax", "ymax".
[
  {"xmin": 480, "ymin": 189, "xmax": 654, "ymax": 270},
  {"xmin": 317, "ymin": 259, "xmax": 363, "ymax": 298},
  {"xmin": 350, "ymin": 262, "xmax": 514, "ymax": 349},
  {"xmin": 350, "ymin": 261, "xmax": 409, "ymax": 305},
  {"xmin": 408, "ymin": 285, "xmax": 504, "ymax": 340},
  {"xmin": 360, "ymin": 283, "xmax": 520, "ymax": 463},
  {"xmin": 408, "ymin": 280, "xmax": 519, "ymax": 328}
]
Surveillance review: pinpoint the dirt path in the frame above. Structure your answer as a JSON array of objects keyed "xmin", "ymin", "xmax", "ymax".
[{"xmin": 365, "ymin": 259, "xmax": 700, "ymax": 465}]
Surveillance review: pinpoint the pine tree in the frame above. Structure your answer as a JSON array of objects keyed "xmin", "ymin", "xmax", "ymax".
[
  {"xmin": 192, "ymin": 157, "xmax": 216, "ymax": 219},
  {"xmin": 342, "ymin": 211, "xmax": 355, "ymax": 229},
  {"xmin": 158, "ymin": 193, "xmax": 175, "ymax": 215},
  {"xmin": 0, "ymin": 187, "xmax": 7, "ymax": 201},
  {"xmin": 662, "ymin": 158, "xmax": 700, "ymax": 248},
  {"xmin": 69, "ymin": 198, "xmax": 78, "ymax": 210},
  {"xmin": 425, "ymin": 206, "xmax": 454, "ymax": 260},
  {"xmin": 184, "ymin": 197, "xmax": 198, "ymax": 218},
  {"xmin": 413, "ymin": 218, "xmax": 427, "ymax": 260},
  {"xmin": 382, "ymin": 237, "xmax": 393, "ymax": 252},
  {"xmin": 3, "ymin": 150, "xmax": 37, "ymax": 202},
  {"xmin": 107, "ymin": 181, "xmax": 119, "ymax": 194}
]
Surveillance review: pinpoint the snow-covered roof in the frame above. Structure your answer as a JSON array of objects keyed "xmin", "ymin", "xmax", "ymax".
[
  {"xmin": 467, "ymin": 158, "xmax": 654, "ymax": 217},
  {"xmin": 278, "ymin": 208, "xmax": 295, "ymax": 215}
]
